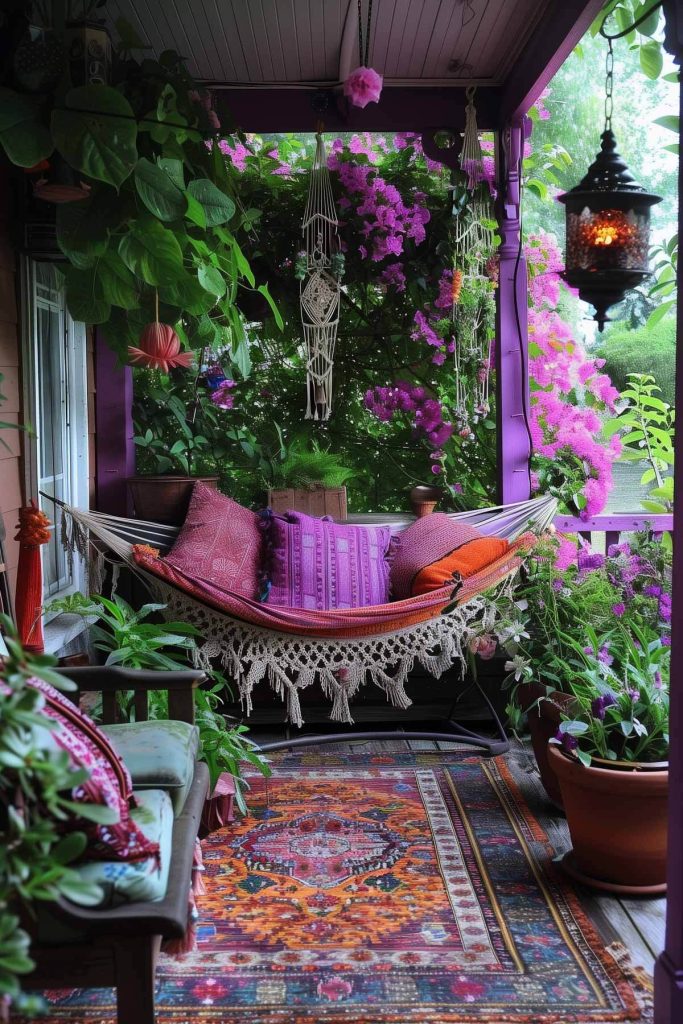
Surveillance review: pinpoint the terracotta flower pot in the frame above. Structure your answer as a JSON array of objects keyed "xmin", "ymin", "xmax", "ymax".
[
  {"xmin": 516, "ymin": 682, "xmax": 575, "ymax": 809},
  {"xmin": 548, "ymin": 743, "xmax": 668, "ymax": 894},
  {"xmin": 409, "ymin": 485, "xmax": 442, "ymax": 518},
  {"xmin": 127, "ymin": 475, "xmax": 218, "ymax": 526}
]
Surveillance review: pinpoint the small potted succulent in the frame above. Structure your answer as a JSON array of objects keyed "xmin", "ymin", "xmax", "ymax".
[{"xmin": 548, "ymin": 625, "xmax": 669, "ymax": 894}]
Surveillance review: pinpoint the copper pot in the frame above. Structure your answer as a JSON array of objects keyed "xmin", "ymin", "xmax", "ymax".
[{"xmin": 127, "ymin": 475, "xmax": 218, "ymax": 525}]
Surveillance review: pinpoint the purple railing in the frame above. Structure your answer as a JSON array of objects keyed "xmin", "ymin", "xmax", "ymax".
[{"xmin": 553, "ymin": 512, "xmax": 674, "ymax": 551}]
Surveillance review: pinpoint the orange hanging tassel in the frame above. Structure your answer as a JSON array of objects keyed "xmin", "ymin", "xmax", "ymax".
[
  {"xmin": 14, "ymin": 502, "xmax": 51, "ymax": 653},
  {"xmin": 451, "ymin": 269, "xmax": 464, "ymax": 305}
]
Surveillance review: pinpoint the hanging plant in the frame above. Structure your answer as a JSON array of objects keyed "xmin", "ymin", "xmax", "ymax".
[{"xmin": 0, "ymin": 35, "xmax": 281, "ymax": 378}]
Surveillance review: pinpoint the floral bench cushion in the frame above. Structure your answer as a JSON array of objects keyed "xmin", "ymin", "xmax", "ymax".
[
  {"xmin": 74, "ymin": 789, "xmax": 173, "ymax": 907},
  {"xmin": 101, "ymin": 720, "xmax": 200, "ymax": 816}
]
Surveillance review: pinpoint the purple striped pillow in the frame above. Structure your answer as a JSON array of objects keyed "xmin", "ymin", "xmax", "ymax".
[{"xmin": 263, "ymin": 511, "xmax": 392, "ymax": 610}]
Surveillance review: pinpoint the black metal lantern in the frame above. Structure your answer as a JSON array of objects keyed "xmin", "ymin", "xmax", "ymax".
[{"xmin": 558, "ymin": 35, "xmax": 662, "ymax": 331}]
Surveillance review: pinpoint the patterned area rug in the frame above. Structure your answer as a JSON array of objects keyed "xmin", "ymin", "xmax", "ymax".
[{"xmin": 41, "ymin": 751, "xmax": 652, "ymax": 1023}]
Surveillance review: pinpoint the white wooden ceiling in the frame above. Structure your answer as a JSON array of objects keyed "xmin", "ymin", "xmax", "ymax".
[{"xmin": 106, "ymin": 0, "xmax": 552, "ymax": 87}]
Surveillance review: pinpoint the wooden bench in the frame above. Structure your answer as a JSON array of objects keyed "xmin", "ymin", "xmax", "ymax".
[{"xmin": 24, "ymin": 667, "xmax": 210, "ymax": 1024}]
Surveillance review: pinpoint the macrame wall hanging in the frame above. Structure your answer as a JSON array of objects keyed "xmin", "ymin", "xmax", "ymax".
[
  {"xmin": 452, "ymin": 86, "xmax": 496, "ymax": 438},
  {"xmin": 300, "ymin": 132, "xmax": 341, "ymax": 421}
]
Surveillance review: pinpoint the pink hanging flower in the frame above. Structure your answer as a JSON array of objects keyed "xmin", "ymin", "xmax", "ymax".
[
  {"xmin": 128, "ymin": 323, "xmax": 193, "ymax": 374},
  {"xmin": 343, "ymin": 66, "xmax": 383, "ymax": 108}
]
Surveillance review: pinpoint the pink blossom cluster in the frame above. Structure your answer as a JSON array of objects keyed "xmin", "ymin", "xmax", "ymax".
[
  {"xmin": 525, "ymin": 233, "xmax": 622, "ymax": 517},
  {"xmin": 411, "ymin": 309, "xmax": 453, "ymax": 366},
  {"xmin": 219, "ymin": 139, "xmax": 250, "ymax": 172},
  {"xmin": 525, "ymin": 233, "xmax": 564, "ymax": 308},
  {"xmin": 331, "ymin": 143, "xmax": 431, "ymax": 262},
  {"xmin": 364, "ymin": 381, "xmax": 454, "ymax": 447},
  {"xmin": 379, "ymin": 262, "xmax": 407, "ymax": 292}
]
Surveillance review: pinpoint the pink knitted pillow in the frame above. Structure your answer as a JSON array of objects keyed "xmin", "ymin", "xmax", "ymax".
[
  {"xmin": 28, "ymin": 677, "xmax": 159, "ymax": 863},
  {"xmin": 165, "ymin": 482, "xmax": 263, "ymax": 599}
]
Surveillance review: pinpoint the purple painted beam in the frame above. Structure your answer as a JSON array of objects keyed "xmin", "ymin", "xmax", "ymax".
[
  {"xmin": 495, "ymin": 121, "xmax": 531, "ymax": 505},
  {"xmin": 553, "ymin": 513, "xmax": 674, "ymax": 533},
  {"xmin": 213, "ymin": 85, "xmax": 502, "ymax": 134},
  {"xmin": 655, "ymin": 7, "xmax": 683, "ymax": 1022},
  {"xmin": 94, "ymin": 334, "xmax": 134, "ymax": 517},
  {"xmin": 500, "ymin": 0, "xmax": 607, "ymax": 122}
]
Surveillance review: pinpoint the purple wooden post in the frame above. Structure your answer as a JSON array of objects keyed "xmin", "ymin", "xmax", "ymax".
[
  {"xmin": 655, "ymin": 5, "xmax": 683, "ymax": 1021},
  {"xmin": 495, "ymin": 120, "xmax": 531, "ymax": 504},
  {"xmin": 94, "ymin": 333, "xmax": 134, "ymax": 516}
]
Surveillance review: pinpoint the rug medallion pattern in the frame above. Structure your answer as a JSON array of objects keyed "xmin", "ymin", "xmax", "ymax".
[{"xmin": 41, "ymin": 752, "xmax": 651, "ymax": 1023}]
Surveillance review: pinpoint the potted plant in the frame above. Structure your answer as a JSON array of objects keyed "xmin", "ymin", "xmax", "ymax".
[
  {"xmin": 130, "ymin": 377, "xmax": 222, "ymax": 524},
  {"xmin": 266, "ymin": 440, "xmax": 354, "ymax": 519},
  {"xmin": 500, "ymin": 531, "xmax": 671, "ymax": 808},
  {"xmin": 548, "ymin": 625, "xmax": 669, "ymax": 893},
  {"xmin": 46, "ymin": 592, "xmax": 271, "ymax": 820}
]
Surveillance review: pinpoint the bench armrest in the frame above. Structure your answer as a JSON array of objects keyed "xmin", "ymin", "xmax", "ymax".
[{"xmin": 56, "ymin": 666, "xmax": 206, "ymax": 724}]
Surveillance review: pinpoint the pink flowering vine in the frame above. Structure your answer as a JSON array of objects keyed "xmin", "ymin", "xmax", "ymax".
[{"xmin": 526, "ymin": 233, "xmax": 621, "ymax": 518}]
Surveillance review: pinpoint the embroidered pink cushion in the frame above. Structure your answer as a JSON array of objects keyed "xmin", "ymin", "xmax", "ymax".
[
  {"xmin": 29, "ymin": 677, "xmax": 160, "ymax": 863},
  {"xmin": 165, "ymin": 482, "xmax": 263, "ymax": 600},
  {"xmin": 263, "ymin": 510, "xmax": 392, "ymax": 610}
]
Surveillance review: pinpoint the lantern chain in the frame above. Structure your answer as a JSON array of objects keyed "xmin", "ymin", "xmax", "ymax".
[
  {"xmin": 357, "ymin": 0, "xmax": 374, "ymax": 66},
  {"xmin": 604, "ymin": 37, "xmax": 614, "ymax": 132}
]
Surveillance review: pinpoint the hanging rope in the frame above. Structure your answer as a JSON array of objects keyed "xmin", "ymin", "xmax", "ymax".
[
  {"xmin": 460, "ymin": 86, "xmax": 485, "ymax": 191},
  {"xmin": 300, "ymin": 132, "xmax": 341, "ymax": 421}
]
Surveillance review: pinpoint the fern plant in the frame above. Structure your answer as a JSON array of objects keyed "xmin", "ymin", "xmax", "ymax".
[{"xmin": 270, "ymin": 441, "xmax": 355, "ymax": 490}]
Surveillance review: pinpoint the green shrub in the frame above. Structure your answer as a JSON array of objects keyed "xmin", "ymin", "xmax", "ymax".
[{"xmin": 597, "ymin": 318, "xmax": 676, "ymax": 406}]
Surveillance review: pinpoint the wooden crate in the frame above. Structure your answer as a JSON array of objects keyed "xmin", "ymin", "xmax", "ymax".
[{"xmin": 268, "ymin": 486, "xmax": 347, "ymax": 520}]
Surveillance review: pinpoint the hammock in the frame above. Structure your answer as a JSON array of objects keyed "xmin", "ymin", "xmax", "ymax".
[{"xmin": 58, "ymin": 495, "xmax": 556, "ymax": 730}]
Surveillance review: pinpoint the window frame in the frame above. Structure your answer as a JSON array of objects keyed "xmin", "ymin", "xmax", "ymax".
[{"xmin": 21, "ymin": 257, "xmax": 90, "ymax": 603}]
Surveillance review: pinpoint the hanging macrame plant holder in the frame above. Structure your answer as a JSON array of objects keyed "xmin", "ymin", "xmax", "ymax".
[
  {"xmin": 300, "ymin": 132, "xmax": 341, "ymax": 421},
  {"xmin": 451, "ymin": 86, "xmax": 497, "ymax": 433}
]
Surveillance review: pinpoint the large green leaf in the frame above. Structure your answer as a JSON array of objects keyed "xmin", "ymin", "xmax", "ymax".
[
  {"xmin": 134, "ymin": 158, "xmax": 187, "ymax": 221},
  {"xmin": 197, "ymin": 263, "xmax": 226, "ymax": 297},
  {"xmin": 159, "ymin": 273, "xmax": 216, "ymax": 315},
  {"xmin": 187, "ymin": 179, "xmax": 235, "ymax": 226},
  {"xmin": 52, "ymin": 85, "xmax": 138, "ymax": 188},
  {"xmin": 56, "ymin": 201, "xmax": 109, "ymax": 269},
  {"xmin": 64, "ymin": 265, "xmax": 110, "ymax": 324},
  {"xmin": 98, "ymin": 255, "xmax": 139, "ymax": 309},
  {"xmin": 640, "ymin": 41, "xmax": 664, "ymax": 80},
  {"xmin": 118, "ymin": 219, "xmax": 184, "ymax": 285},
  {"xmin": 0, "ymin": 88, "xmax": 53, "ymax": 167}
]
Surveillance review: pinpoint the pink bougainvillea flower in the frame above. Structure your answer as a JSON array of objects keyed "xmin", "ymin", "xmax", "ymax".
[
  {"xmin": 210, "ymin": 379, "xmax": 237, "ymax": 410},
  {"xmin": 128, "ymin": 323, "xmax": 194, "ymax": 373},
  {"xmin": 343, "ymin": 66, "xmax": 383, "ymax": 108}
]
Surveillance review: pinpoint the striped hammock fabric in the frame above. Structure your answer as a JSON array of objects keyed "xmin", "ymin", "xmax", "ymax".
[{"xmin": 59, "ymin": 495, "xmax": 556, "ymax": 725}]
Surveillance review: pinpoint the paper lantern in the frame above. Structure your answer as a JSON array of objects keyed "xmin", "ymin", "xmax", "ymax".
[{"xmin": 128, "ymin": 322, "xmax": 194, "ymax": 373}]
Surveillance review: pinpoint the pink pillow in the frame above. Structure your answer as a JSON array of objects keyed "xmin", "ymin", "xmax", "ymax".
[
  {"xmin": 262, "ymin": 510, "xmax": 392, "ymax": 610},
  {"xmin": 29, "ymin": 677, "xmax": 159, "ymax": 863},
  {"xmin": 165, "ymin": 482, "xmax": 263, "ymax": 599}
]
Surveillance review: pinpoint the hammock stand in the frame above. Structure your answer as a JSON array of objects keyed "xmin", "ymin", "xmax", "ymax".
[{"xmin": 53, "ymin": 495, "xmax": 557, "ymax": 757}]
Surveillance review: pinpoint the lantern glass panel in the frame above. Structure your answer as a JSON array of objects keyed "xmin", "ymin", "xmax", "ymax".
[{"xmin": 566, "ymin": 205, "xmax": 651, "ymax": 274}]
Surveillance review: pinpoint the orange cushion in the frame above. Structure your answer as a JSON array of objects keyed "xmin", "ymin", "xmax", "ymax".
[{"xmin": 412, "ymin": 536, "xmax": 510, "ymax": 595}]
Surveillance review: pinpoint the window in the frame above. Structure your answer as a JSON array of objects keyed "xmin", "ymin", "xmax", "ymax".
[{"xmin": 22, "ymin": 260, "xmax": 89, "ymax": 598}]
